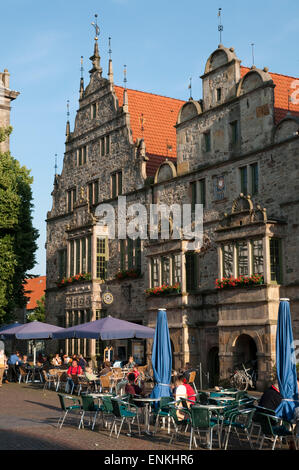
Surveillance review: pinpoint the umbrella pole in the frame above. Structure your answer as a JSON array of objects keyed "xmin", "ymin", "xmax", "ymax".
[{"xmin": 33, "ymin": 340, "xmax": 36, "ymax": 366}]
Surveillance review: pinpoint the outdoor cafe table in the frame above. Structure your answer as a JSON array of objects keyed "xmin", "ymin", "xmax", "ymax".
[{"xmin": 133, "ymin": 397, "xmax": 161, "ymax": 434}]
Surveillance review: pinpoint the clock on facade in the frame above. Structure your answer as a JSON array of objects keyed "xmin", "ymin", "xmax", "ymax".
[{"xmin": 103, "ymin": 292, "xmax": 114, "ymax": 305}]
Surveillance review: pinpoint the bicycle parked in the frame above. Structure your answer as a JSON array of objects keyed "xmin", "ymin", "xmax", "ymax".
[{"xmin": 229, "ymin": 363, "xmax": 257, "ymax": 390}]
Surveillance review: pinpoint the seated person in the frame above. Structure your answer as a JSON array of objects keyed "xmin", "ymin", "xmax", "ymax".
[
  {"xmin": 99, "ymin": 361, "xmax": 112, "ymax": 376},
  {"xmin": 66, "ymin": 359, "xmax": 83, "ymax": 393},
  {"xmin": 19, "ymin": 355, "xmax": 29, "ymax": 367},
  {"xmin": 174, "ymin": 375, "xmax": 191, "ymax": 420},
  {"xmin": 181, "ymin": 362, "xmax": 196, "ymax": 383},
  {"xmin": 84, "ymin": 366, "xmax": 100, "ymax": 388},
  {"xmin": 112, "ymin": 357, "xmax": 123, "ymax": 368},
  {"xmin": 125, "ymin": 372, "xmax": 145, "ymax": 397},
  {"xmin": 78, "ymin": 354, "xmax": 87, "ymax": 371},
  {"xmin": 125, "ymin": 356, "xmax": 136, "ymax": 369},
  {"xmin": 62, "ymin": 354, "xmax": 71, "ymax": 365},
  {"xmin": 51, "ymin": 354, "xmax": 62, "ymax": 367},
  {"xmin": 41, "ymin": 356, "xmax": 52, "ymax": 372},
  {"xmin": 258, "ymin": 381, "xmax": 282, "ymax": 411},
  {"xmin": 183, "ymin": 378, "xmax": 196, "ymax": 404}
]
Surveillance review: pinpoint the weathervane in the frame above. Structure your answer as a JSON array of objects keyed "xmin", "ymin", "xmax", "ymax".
[
  {"xmin": 54, "ymin": 153, "xmax": 58, "ymax": 174},
  {"xmin": 251, "ymin": 43, "xmax": 255, "ymax": 66},
  {"xmin": 188, "ymin": 77, "xmax": 193, "ymax": 100},
  {"xmin": 123, "ymin": 64, "xmax": 127, "ymax": 89},
  {"xmin": 80, "ymin": 56, "xmax": 84, "ymax": 78},
  {"xmin": 67, "ymin": 100, "xmax": 70, "ymax": 119},
  {"xmin": 218, "ymin": 8, "xmax": 223, "ymax": 44},
  {"xmin": 108, "ymin": 37, "xmax": 112, "ymax": 60},
  {"xmin": 91, "ymin": 14, "xmax": 100, "ymax": 40}
]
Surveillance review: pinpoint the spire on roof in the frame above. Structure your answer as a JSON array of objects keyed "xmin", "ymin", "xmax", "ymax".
[
  {"xmin": 66, "ymin": 100, "xmax": 70, "ymax": 139},
  {"xmin": 108, "ymin": 37, "xmax": 114, "ymax": 83},
  {"xmin": 123, "ymin": 64, "xmax": 128, "ymax": 112},
  {"xmin": 80, "ymin": 56, "xmax": 84, "ymax": 99},
  {"xmin": 89, "ymin": 14, "xmax": 102, "ymax": 76}
]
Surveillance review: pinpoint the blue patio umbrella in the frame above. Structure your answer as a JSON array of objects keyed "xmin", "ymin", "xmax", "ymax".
[
  {"xmin": 150, "ymin": 309, "xmax": 173, "ymax": 400},
  {"xmin": 0, "ymin": 321, "xmax": 65, "ymax": 365},
  {"xmin": 52, "ymin": 315, "xmax": 154, "ymax": 340},
  {"xmin": 275, "ymin": 299, "xmax": 299, "ymax": 421}
]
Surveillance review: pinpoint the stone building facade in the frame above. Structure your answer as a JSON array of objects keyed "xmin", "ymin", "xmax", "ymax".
[
  {"xmin": 45, "ymin": 35, "xmax": 299, "ymax": 389},
  {"xmin": 0, "ymin": 68, "xmax": 19, "ymax": 152}
]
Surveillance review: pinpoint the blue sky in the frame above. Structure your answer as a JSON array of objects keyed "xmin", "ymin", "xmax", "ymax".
[{"xmin": 1, "ymin": 0, "xmax": 298, "ymax": 275}]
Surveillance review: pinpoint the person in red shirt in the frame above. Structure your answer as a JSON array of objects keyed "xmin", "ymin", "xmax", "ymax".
[
  {"xmin": 66, "ymin": 360, "xmax": 82, "ymax": 393},
  {"xmin": 183, "ymin": 378, "xmax": 196, "ymax": 404}
]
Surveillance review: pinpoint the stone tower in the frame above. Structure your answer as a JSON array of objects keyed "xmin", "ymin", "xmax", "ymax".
[{"xmin": 0, "ymin": 68, "xmax": 19, "ymax": 152}]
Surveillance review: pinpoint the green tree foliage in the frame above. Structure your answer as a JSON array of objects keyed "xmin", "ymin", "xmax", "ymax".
[
  {"xmin": 0, "ymin": 126, "xmax": 39, "ymax": 323},
  {"xmin": 27, "ymin": 295, "xmax": 45, "ymax": 322}
]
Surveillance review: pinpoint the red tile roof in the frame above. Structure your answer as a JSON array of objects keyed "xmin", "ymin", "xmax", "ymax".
[
  {"xmin": 241, "ymin": 66, "xmax": 299, "ymax": 123},
  {"xmin": 114, "ymin": 86, "xmax": 184, "ymax": 177},
  {"xmin": 23, "ymin": 276, "xmax": 46, "ymax": 311}
]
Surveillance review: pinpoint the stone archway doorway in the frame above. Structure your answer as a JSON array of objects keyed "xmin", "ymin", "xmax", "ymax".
[
  {"xmin": 233, "ymin": 334, "xmax": 258, "ymax": 372},
  {"xmin": 208, "ymin": 347, "xmax": 219, "ymax": 387}
]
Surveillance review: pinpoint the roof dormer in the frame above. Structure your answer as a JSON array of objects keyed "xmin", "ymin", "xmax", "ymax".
[{"xmin": 201, "ymin": 45, "xmax": 241, "ymax": 111}]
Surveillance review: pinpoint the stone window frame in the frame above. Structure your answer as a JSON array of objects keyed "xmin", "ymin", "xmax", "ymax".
[
  {"xmin": 110, "ymin": 170, "xmax": 122, "ymax": 198},
  {"xmin": 219, "ymin": 237, "xmax": 266, "ymax": 279},
  {"xmin": 238, "ymin": 162, "xmax": 259, "ymax": 196},
  {"xmin": 68, "ymin": 235, "xmax": 92, "ymax": 277},
  {"xmin": 87, "ymin": 179, "xmax": 99, "ymax": 206},
  {"xmin": 77, "ymin": 145, "xmax": 87, "ymax": 166},
  {"xmin": 230, "ymin": 120, "xmax": 239, "ymax": 146},
  {"xmin": 149, "ymin": 253, "xmax": 182, "ymax": 289},
  {"xmin": 100, "ymin": 134, "xmax": 111, "ymax": 156},
  {"xmin": 96, "ymin": 236, "xmax": 108, "ymax": 280},
  {"xmin": 91, "ymin": 102, "xmax": 97, "ymax": 120},
  {"xmin": 66, "ymin": 187, "xmax": 77, "ymax": 212},
  {"xmin": 190, "ymin": 178, "xmax": 206, "ymax": 211},
  {"xmin": 119, "ymin": 238, "xmax": 142, "ymax": 272},
  {"xmin": 58, "ymin": 248, "xmax": 67, "ymax": 280},
  {"xmin": 203, "ymin": 130, "xmax": 211, "ymax": 153}
]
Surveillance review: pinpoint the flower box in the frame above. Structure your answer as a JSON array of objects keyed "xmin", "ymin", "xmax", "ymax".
[
  {"xmin": 145, "ymin": 283, "xmax": 181, "ymax": 296},
  {"xmin": 57, "ymin": 272, "xmax": 91, "ymax": 288},
  {"xmin": 215, "ymin": 275, "xmax": 264, "ymax": 289},
  {"xmin": 115, "ymin": 268, "xmax": 141, "ymax": 280}
]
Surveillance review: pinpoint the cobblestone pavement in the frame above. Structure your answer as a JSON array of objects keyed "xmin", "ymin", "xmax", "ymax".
[{"xmin": 0, "ymin": 382, "xmax": 278, "ymax": 451}]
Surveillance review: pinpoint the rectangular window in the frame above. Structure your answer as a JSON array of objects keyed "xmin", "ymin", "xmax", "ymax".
[
  {"xmin": 185, "ymin": 252, "xmax": 198, "ymax": 292},
  {"xmin": 81, "ymin": 238, "xmax": 86, "ymax": 273},
  {"xmin": 120, "ymin": 239, "xmax": 126, "ymax": 270},
  {"xmin": 96, "ymin": 237, "xmax": 108, "ymax": 280},
  {"xmin": 87, "ymin": 235, "xmax": 92, "ymax": 273},
  {"xmin": 135, "ymin": 238, "xmax": 141, "ymax": 271},
  {"xmin": 270, "ymin": 238, "xmax": 282, "ymax": 283},
  {"xmin": 77, "ymin": 146, "xmax": 87, "ymax": 166},
  {"xmin": 91, "ymin": 103, "xmax": 97, "ymax": 119},
  {"xmin": 237, "ymin": 241, "xmax": 249, "ymax": 276},
  {"xmin": 161, "ymin": 256, "xmax": 170, "ymax": 285},
  {"xmin": 75, "ymin": 239, "xmax": 80, "ymax": 274},
  {"xmin": 222, "ymin": 244, "xmax": 234, "ymax": 278},
  {"xmin": 70, "ymin": 240, "xmax": 75, "ymax": 276},
  {"xmin": 111, "ymin": 171, "xmax": 122, "ymax": 198},
  {"xmin": 58, "ymin": 249, "xmax": 67, "ymax": 280},
  {"xmin": 204, "ymin": 131, "xmax": 211, "ymax": 152},
  {"xmin": 250, "ymin": 163, "xmax": 259, "ymax": 195},
  {"xmin": 100, "ymin": 137, "xmax": 105, "ymax": 157},
  {"xmin": 240, "ymin": 166, "xmax": 248, "ymax": 195},
  {"xmin": 88, "ymin": 180, "xmax": 99, "ymax": 205},
  {"xmin": 230, "ymin": 120, "xmax": 239, "ymax": 145},
  {"xmin": 67, "ymin": 188, "xmax": 76, "ymax": 212},
  {"xmin": 172, "ymin": 254, "xmax": 182, "ymax": 284},
  {"xmin": 106, "ymin": 135, "xmax": 110, "ymax": 154},
  {"xmin": 151, "ymin": 258, "xmax": 159, "ymax": 287},
  {"xmin": 252, "ymin": 239, "xmax": 264, "ymax": 275},
  {"xmin": 127, "ymin": 238, "xmax": 134, "ymax": 269},
  {"xmin": 191, "ymin": 179, "xmax": 206, "ymax": 212},
  {"xmin": 199, "ymin": 179, "xmax": 206, "ymax": 207},
  {"xmin": 217, "ymin": 88, "xmax": 222, "ymax": 102}
]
